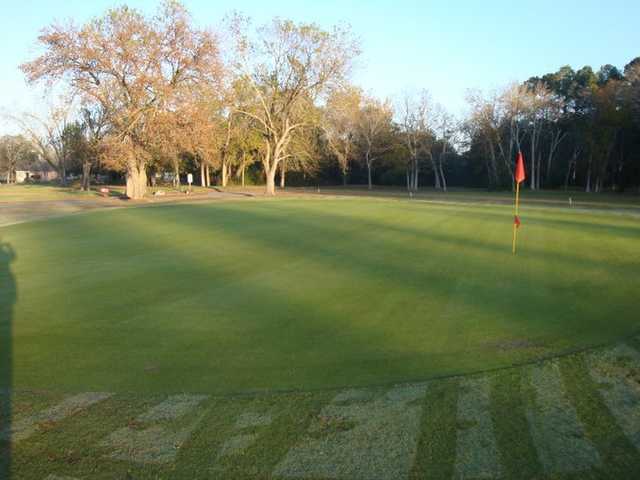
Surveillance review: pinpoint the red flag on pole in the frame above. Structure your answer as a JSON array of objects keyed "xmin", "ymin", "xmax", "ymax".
[
  {"xmin": 515, "ymin": 151, "xmax": 526, "ymax": 184},
  {"xmin": 512, "ymin": 152, "xmax": 525, "ymax": 252}
]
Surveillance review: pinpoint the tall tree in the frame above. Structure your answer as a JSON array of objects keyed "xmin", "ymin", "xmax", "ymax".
[
  {"xmin": 79, "ymin": 105, "xmax": 108, "ymax": 191},
  {"xmin": 22, "ymin": 1, "xmax": 222, "ymax": 199},
  {"xmin": 231, "ymin": 17, "xmax": 359, "ymax": 195},
  {"xmin": 432, "ymin": 105, "xmax": 457, "ymax": 192},
  {"xmin": 356, "ymin": 96, "xmax": 394, "ymax": 190},
  {"xmin": 399, "ymin": 90, "xmax": 433, "ymax": 191},
  {"xmin": 11, "ymin": 106, "xmax": 72, "ymax": 184},
  {"xmin": 322, "ymin": 86, "xmax": 363, "ymax": 185},
  {"xmin": 0, "ymin": 135, "xmax": 34, "ymax": 184}
]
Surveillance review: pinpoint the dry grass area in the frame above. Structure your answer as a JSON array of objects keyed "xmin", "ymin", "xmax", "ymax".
[
  {"xmin": 5, "ymin": 340, "xmax": 640, "ymax": 479},
  {"xmin": 0, "ymin": 184, "xmax": 266, "ymax": 226}
]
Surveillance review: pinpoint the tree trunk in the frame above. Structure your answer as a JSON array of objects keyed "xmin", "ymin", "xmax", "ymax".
[
  {"xmin": 431, "ymin": 157, "xmax": 440, "ymax": 189},
  {"xmin": 546, "ymin": 131, "xmax": 564, "ymax": 185},
  {"xmin": 206, "ymin": 164, "xmax": 211, "ymax": 187},
  {"xmin": 439, "ymin": 161, "xmax": 447, "ymax": 192},
  {"xmin": 530, "ymin": 141, "xmax": 536, "ymax": 191},
  {"xmin": 200, "ymin": 162, "xmax": 205, "ymax": 187},
  {"xmin": 173, "ymin": 161, "xmax": 180, "ymax": 188},
  {"xmin": 59, "ymin": 164, "xmax": 67, "ymax": 186},
  {"xmin": 81, "ymin": 161, "xmax": 92, "ymax": 191},
  {"xmin": 221, "ymin": 159, "xmax": 228, "ymax": 187},
  {"xmin": 241, "ymin": 164, "xmax": 245, "ymax": 187},
  {"xmin": 564, "ymin": 161, "xmax": 573, "ymax": 190},
  {"xmin": 366, "ymin": 160, "xmax": 372, "ymax": 190},
  {"xmin": 265, "ymin": 167, "xmax": 276, "ymax": 195},
  {"xmin": 487, "ymin": 141, "xmax": 499, "ymax": 189},
  {"xmin": 280, "ymin": 159, "xmax": 286, "ymax": 188},
  {"xmin": 585, "ymin": 154, "xmax": 592, "ymax": 193},
  {"xmin": 125, "ymin": 161, "xmax": 147, "ymax": 199}
]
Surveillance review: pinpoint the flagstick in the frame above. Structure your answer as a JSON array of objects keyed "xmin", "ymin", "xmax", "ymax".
[{"xmin": 512, "ymin": 181, "xmax": 520, "ymax": 254}]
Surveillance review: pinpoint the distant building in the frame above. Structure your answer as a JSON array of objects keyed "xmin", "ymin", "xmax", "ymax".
[{"xmin": 15, "ymin": 169, "xmax": 59, "ymax": 183}]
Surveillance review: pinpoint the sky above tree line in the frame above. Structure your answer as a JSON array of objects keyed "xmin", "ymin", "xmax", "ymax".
[{"xmin": 1, "ymin": 0, "xmax": 639, "ymax": 134}]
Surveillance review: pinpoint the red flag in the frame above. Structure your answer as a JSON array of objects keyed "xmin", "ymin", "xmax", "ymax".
[
  {"xmin": 514, "ymin": 215, "xmax": 521, "ymax": 228},
  {"xmin": 515, "ymin": 151, "xmax": 526, "ymax": 184}
]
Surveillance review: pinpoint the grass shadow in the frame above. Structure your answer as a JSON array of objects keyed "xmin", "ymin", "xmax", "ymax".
[{"xmin": 0, "ymin": 239, "xmax": 16, "ymax": 479}]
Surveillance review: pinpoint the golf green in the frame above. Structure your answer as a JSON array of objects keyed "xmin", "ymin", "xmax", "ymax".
[{"xmin": 1, "ymin": 198, "xmax": 639, "ymax": 394}]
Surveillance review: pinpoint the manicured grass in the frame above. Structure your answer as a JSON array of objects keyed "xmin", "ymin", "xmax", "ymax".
[
  {"xmin": 296, "ymin": 185, "xmax": 640, "ymax": 212},
  {"xmin": 1, "ymin": 196, "xmax": 639, "ymax": 395}
]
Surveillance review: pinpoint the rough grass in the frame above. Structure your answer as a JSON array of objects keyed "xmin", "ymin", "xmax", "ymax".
[{"xmin": 1, "ymin": 196, "xmax": 640, "ymax": 395}]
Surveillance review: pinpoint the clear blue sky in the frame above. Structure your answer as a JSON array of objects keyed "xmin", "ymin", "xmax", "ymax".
[{"xmin": 1, "ymin": 0, "xmax": 639, "ymax": 133}]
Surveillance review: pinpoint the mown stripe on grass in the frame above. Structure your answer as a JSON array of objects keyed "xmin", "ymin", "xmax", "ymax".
[
  {"xmin": 136, "ymin": 394, "xmax": 208, "ymax": 422},
  {"xmin": 10, "ymin": 393, "xmax": 161, "ymax": 480},
  {"xmin": 274, "ymin": 383, "xmax": 428, "ymax": 479},
  {"xmin": 212, "ymin": 409, "xmax": 275, "ymax": 468},
  {"xmin": 99, "ymin": 394, "xmax": 210, "ymax": 465},
  {"xmin": 175, "ymin": 391, "xmax": 330, "ymax": 479},
  {"xmin": 410, "ymin": 378, "xmax": 459, "ymax": 480},
  {"xmin": 1, "ymin": 392, "xmax": 112, "ymax": 443},
  {"xmin": 453, "ymin": 375, "xmax": 502, "ymax": 479},
  {"xmin": 231, "ymin": 393, "xmax": 329, "ymax": 479},
  {"xmin": 587, "ymin": 345, "xmax": 640, "ymax": 452},
  {"xmin": 489, "ymin": 369, "xmax": 542, "ymax": 479},
  {"xmin": 523, "ymin": 361, "xmax": 601, "ymax": 474},
  {"xmin": 559, "ymin": 349, "xmax": 640, "ymax": 479}
]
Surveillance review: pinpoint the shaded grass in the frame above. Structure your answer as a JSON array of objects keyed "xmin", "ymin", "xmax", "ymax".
[
  {"xmin": 410, "ymin": 378, "xmax": 459, "ymax": 479},
  {"xmin": 1, "ymin": 198, "xmax": 639, "ymax": 395},
  {"xmin": 490, "ymin": 370, "xmax": 542, "ymax": 479}
]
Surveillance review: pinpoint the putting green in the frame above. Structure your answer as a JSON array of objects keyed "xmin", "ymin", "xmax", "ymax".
[{"xmin": 1, "ymin": 198, "xmax": 639, "ymax": 394}]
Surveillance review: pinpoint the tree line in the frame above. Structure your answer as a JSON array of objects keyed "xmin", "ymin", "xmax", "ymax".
[
  {"xmin": 2, "ymin": 1, "xmax": 639, "ymax": 196},
  {"xmin": 466, "ymin": 62, "xmax": 640, "ymax": 192}
]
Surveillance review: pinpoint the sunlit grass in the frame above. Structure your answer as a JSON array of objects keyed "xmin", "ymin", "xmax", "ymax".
[{"xmin": 1, "ymin": 197, "xmax": 639, "ymax": 395}]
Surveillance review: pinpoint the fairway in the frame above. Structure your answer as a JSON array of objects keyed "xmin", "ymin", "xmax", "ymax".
[{"xmin": 2, "ymin": 197, "xmax": 640, "ymax": 395}]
